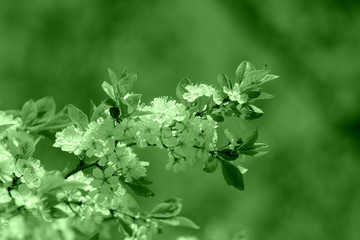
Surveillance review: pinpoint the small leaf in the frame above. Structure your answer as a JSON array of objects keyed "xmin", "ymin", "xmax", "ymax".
[
  {"xmin": 257, "ymin": 92, "xmax": 274, "ymax": 100},
  {"xmin": 244, "ymin": 105, "xmax": 264, "ymax": 120},
  {"xmin": 89, "ymin": 233, "xmax": 100, "ymax": 240},
  {"xmin": 114, "ymin": 73, "xmax": 137, "ymax": 97},
  {"xmin": 6, "ymin": 132, "xmax": 35, "ymax": 158},
  {"xmin": 125, "ymin": 181, "xmax": 155, "ymax": 198},
  {"xmin": 136, "ymin": 176, "xmax": 153, "ymax": 185},
  {"xmin": 118, "ymin": 216, "xmax": 133, "ymax": 236},
  {"xmin": 42, "ymin": 107, "xmax": 72, "ymax": 131},
  {"xmin": 247, "ymin": 90, "xmax": 261, "ymax": 99},
  {"xmin": 220, "ymin": 160, "xmax": 244, "ymax": 190},
  {"xmin": 124, "ymin": 94, "xmax": 142, "ymax": 113},
  {"xmin": 117, "ymin": 193, "xmax": 140, "ymax": 215},
  {"xmin": 35, "ymin": 96, "xmax": 56, "ymax": 123},
  {"xmin": 159, "ymin": 216, "xmax": 200, "ymax": 229},
  {"xmin": 210, "ymin": 109, "xmax": 224, "ymax": 122},
  {"xmin": 49, "ymin": 207, "xmax": 69, "ymax": 219},
  {"xmin": 0, "ymin": 124, "xmax": 13, "ymax": 134},
  {"xmin": 131, "ymin": 110, "xmax": 153, "ymax": 117},
  {"xmin": 176, "ymin": 78, "xmax": 192, "ymax": 103},
  {"xmin": 192, "ymin": 95, "xmax": 212, "ymax": 113},
  {"xmin": 241, "ymin": 70, "xmax": 269, "ymax": 89},
  {"xmin": 218, "ymin": 149, "xmax": 239, "ymax": 161},
  {"xmin": 238, "ymin": 128, "xmax": 259, "ymax": 151},
  {"xmin": 108, "ymin": 68, "xmax": 119, "ymax": 85},
  {"xmin": 175, "ymin": 216, "xmax": 200, "ymax": 229},
  {"xmin": 17, "ymin": 135, "xmax": 35, "ymax": 159},
  {"xmin": 150, "ymin": 198, "xmax": 182, "ymax": 218},
  {"xmin": 259, "ymin": 74, "xmax": 279, "ymax": 85},
  {"xmin": 90, "ymin": 102, "xmax": 109, "ymax": 121},
  {"xmin": 239, "ymin": 150, "xmax": 268, "ymax": 157},
  {"xmin": 21, "ymin": 99, "xmax": 38, "ymax": 125},
  {"xmin": 217, "ymin": 73, "xmax": 232, "ymax": 89},
  {"xmin": 235, "ymin": 61, "xmax": 255, "ymax": 84},
  {"xmin": 42, "ymin": 194, "xmax": 61, "ymax": 209},
  {"xmin": 101, "ymin": 81, "xmax": 116, "ymax": 100},
  {"xmin": 68, "ymin": 104, "xmax": 89, "ymax": 130},
  {"xmin": 203, "ymin": 156, "xmax": 218, "ymax": 173}
]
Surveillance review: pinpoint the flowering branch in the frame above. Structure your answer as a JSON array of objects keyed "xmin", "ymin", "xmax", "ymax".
[{"xmin": 0, "ymin": 61, "xmax": 277, "ymax": 240}]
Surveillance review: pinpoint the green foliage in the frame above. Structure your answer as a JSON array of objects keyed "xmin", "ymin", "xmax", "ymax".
[
  {"xmin": 176, "ymin": 77, "xmax": 192, "ymax": 104},
  {"xmin": 220, "ymin": 160, "xmax": 245, "ymax": 191},
  {"xmin": 0, "ymin": 61, "xmax": 276, "ymax": 240},
  {"xmin": 68, "ymin": 104, "xmax": 89, "ymax": 130},
  {"xmin": 150, "ymin": 198, "xmax": 182, "ymax": 218},
  {"xmin": 235, "ymin": 61, "xmax": 255, "ymax": 84}
]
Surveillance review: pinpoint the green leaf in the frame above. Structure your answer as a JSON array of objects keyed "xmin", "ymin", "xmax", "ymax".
[
  {"xmin": 21, "ymin": 99, "xmax": 38, "ymax": 125},
  {"xmin": 247, "ymin": 90, "xmax": 261, "ymax": 99},
  {"xmin": 17, "ymin": 134, "xmax": 35, "ymax": 159},
  {"xmin": 101, "ymin": 81, "xmax": 116, "ymax": 100},
  {"xmin": 125, "ymin": 181, "xmax": 155, "ymax": 198},
  {"xmin": 257, "ymin": 92, "xmax": 274, "ymax": 100},
  {"xmin": 175, "ymin": 216, "xmax": 200, "ymax": 229},
  {"xmin": 235, "ymin": 61, "xmax": 255, "ymax": 84},
  {"xmin": 49, "ymin": 207, "xmax": 69, "ymax": 219},
  {"xmin": 42, "ymin": 194, "xmax": 61, "ymax": 209},
  {"xmin": 218, "ymin": 149, "xmax": 239, "ymax": 161},
  {"xmin": 159, "ymin": 216, "xmax": 200, "ymax": 229},
  {"xmin": 130, "ymin": 110, "xmax": 153, "ymax": 117},
  {"xmin": 150, "ymin": 198, "xmax": 182, "ymax": 218},
  {"xmin": 191, "ymin": 95, "xmax": 213, "ymax": 113},
  {"xmin": 244, "ymin": 105, "xmax": 263, "ymax": 120},
  {"xmin": 259, "ymin": 74, "xmax": 279, "ymax": 85},
  {"xmin": 68, "ymin": 104, "xmax": 89, "ymax": 130},
  {"xmin": 117, "ymin": 193, "xmax": 139, "ymax": 215},
  {"xmin": 176, "ymin": 77, "xmax": 192, "ymax": 103},
  {"xmin": 238, "ymin": 128, "xmax": 258, "ymax": 151},
  {"xmin": 117, "ymin": 99, "xmax": 128, "ymax": 118},
  {"xmin": 137, "ymin": 176, "xmax": 153, "ymax": 185},
  {"xmin": 89, "ymin": 233, "xmax": 100, "ymax": 240},
  {"xmin": 0, "ymin": 124, "xmax": 13, "ymax": 134},
  {"xmin": 6, "ymin": 132, "xmax": 35, "ymax": 158},
  {"xmin": 239, "ymin": 150, "xmax": 268, "ymax": 157},
  {"xmin": 118, "ymin": 216, "xmax": 133, "ymax": 236},
  {"xmin": 203, "ymin": 156, "xmax": 218, "ymax": 173},
  {"xmin": 35, "ymin": 96, "xmax": 56, "ymax": 123},
  {"xmin": 102, "ymin": 98, "xmax": 117, "ymax": 107},
  {"xmin": 241, "ymin": 70, "xmax": 269, "ymax": 90},
  {"xmin": 39, "ymin": 174, "xmax": 65, "ymax": 194},
  {"xmin": 210, "ymin": 113, "xmax": 224, "ymax": 122},
  {"xmin": 124, "ymin": 94, "xmax": 142, "ymax": 113},
  {"xmin": 217, "ymin": 73, "xmax": 232, "ymax": 89},
  {"xmin": 220, "ymin": 160, "xmax": 244, "ymax": 190},
  {"xmin": 108, "ymin": 68, "xmax": 119, "ymax": 85},
  {"xmin": 42, "ymin": 107, "xmax": 72, "ymax": 131},
  {"xmin": 90, "ymin": 102, "xmax": 109, "ymax": 121},
  {"xmin": 114, "ymin": 73, "xmax": 137, "ymax": 98}
]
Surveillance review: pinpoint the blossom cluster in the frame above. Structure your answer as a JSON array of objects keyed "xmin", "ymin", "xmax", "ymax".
[{"xmin": 0, "ymin": 61, "xmax": 277, "ymax": 240}]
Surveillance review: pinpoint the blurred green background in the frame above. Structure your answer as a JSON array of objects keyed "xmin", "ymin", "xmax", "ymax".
[{"xmin": 1, "ymin": 0, "xmax": 360, "ymax": 239}]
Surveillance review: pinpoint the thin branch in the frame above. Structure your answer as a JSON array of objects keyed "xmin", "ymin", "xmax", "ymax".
[{"xmin": 65, "ymin": 161, "xmax": 98, "ymax": 179}]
